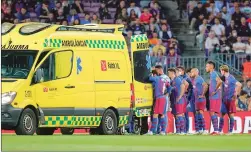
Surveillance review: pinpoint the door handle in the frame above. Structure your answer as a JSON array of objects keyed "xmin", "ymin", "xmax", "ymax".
[{"xmin": 65, "ymin": 85, "xmax": 75, "ymax": 89}]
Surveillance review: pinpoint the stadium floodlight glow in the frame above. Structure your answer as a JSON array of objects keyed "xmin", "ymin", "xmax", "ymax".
[
  {"xmin": 1, "ymin": 22, "xmax": 15, "ymax": 35},
  {"xmin": 20, "ymin": 23, "xmax": 51, "ymax": 35},
  {"xmin": 1, "ymin": 92, "xmax": 17, "ymax": 105}
]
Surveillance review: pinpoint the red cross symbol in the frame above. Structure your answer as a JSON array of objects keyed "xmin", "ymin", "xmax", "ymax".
[{"xmin": 101, "ymin": 60, "xmax": 107, "ymax": 71}]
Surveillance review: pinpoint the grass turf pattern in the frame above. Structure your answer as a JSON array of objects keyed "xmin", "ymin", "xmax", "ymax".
[{"xmin": 2, "ymin": 135, "xmax": 251, "ymax": 151}]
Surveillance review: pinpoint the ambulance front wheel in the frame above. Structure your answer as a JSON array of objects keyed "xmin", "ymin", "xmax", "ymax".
[
  {"xmin": 15, "ymin": 108, "xmax": 37, "ymax": 135},
  {"xmin": 60, "ymin": 128, "xmax": 74, "ymax": 135},
  {"xmin": 101, "ymin": 109, "xmax": 118, "ymax": 135}
]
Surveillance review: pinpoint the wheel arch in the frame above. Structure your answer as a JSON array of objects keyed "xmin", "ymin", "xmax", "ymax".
[{"xmin": 23, "ymin": 105, "xmax": 39, "ymax": 127}]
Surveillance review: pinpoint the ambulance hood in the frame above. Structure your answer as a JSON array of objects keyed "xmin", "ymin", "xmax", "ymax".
[{"xmin": 1, "ymin": 79, "xmax": 26, "ymax": 93}]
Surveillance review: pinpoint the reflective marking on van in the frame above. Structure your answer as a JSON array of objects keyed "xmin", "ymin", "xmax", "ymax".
[
  {"xmin": 130, "ymin": 34, "xmax": 148, "ymax": 42},
  {"xmin": 85, "ymin": 40, "xmax": 125, "ymax": 49},
  {"xmin": 40, "ymin": 115, "xmax": 129, "ymax": 127}
]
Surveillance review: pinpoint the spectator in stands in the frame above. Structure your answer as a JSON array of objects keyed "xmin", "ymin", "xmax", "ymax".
[
  {"xmin": 67, "ymin": 9, "xmax": 79, "ymax": 26},
  {"xmin": 194, "ymin": 14, "xmax": 205, "ymax": 31},
  {"xmin": 16, "ymin": 7, "xmax": 30, "ymax": 23},
  {"xmin": 62, "ymin": 20, "xmax": 68, "ymax": 25},
  {"xmin": 117, "ymin": 8, "xmax": 128, "ymax": 21},
  {"xmin": 129, "ymin": 9, "xmax": 138, "ymax": 22},
  {"xmin": 237, "ymin": 90, "xmax": 249, "ymax": 111},
  {"xmin": 62, "ymin": 0, "xmax": 70, "ymax": 16},
  {"xmin": 243, "ymin": 79, "xmax": 251, "ymax": 96},
  {"xmin": 159, "ymin": 24, "xmax": 173, "ymax": 43},
  {"xmin": 153, "ymin": 39, "xmax": 166, "ymax": 54},
  {"xmin": 149, "ymin": 32, "xmax": 159, "ymax": 46},
  {"xmin": 71, "ymin": 0, "xmax": 84, "ymax": 14},
  {"xmin": 241, "ymin": 0, "xmax": 251, "ymax": 17},
  {"xmin": 45, "ymin": 12, "xmax": 56, "ymax": 24},
  {"xmin": 207, "ymin": 13, "xmax": 215, "ymax": 26},
  {"xmin": 15, "ymin": 0, "xmax": 24, "ymax": 13},
  {"xmin": 55, "ymin": 8, "xmax": 66, "ymax": 25},
  {"xmin": 150, "ymin": 51, "xmax": 157, "ymax": 68},
  {"xmin": 146, "ymin": 17, "xmax": 160, "ymax": 32},
  {"xmin": 156, "ymin": 50, "xmax": 166, "ymax": 67},
  {"xmin": 226, "ymin": 20, "xmax": 237, "ymax": 37},
  {"xmin": 190, "ymin": 2, "xmax": 207, "ymax": 29},
  {"xmin": 238, "ymin": 17, "xmax": 251, "ymax": 37},
  {"xmin": 177, "ymin": 0, "xmax": 188, "ymax": 21},
  {"xmin": 221, "ymin": 6, "xmax": 231, "ymax": 26},
  {"xmin": 232, "ymin": 6, "xmax": 244, "ymax": 27},
  {"xmin": 2, "ymin": 6, "xmax": 15, "ymax": 23},
  {"xmin": 99, "ymin": 1, "xmax": 111, "ymax": 20},
  {"xmin": 242, "ymin": 55, "xmax": 251, "ymax": 83},
  {"xmin": 167, "ymin": 47, "xmax": 180, "ymax": 68},
  {"xmin": 73, "ymin": 19, "xmax": 80, "ymax": 25},
  {"xmin": 80, "ymin": 13, "xmax": 90, "ymax": 25},
  {"xmin": 150, "ymin": 2, "xmax": 162, "ymax": 20},
  {"xmin": 233, "ymin": 36, "xmax": 246, "ymax": 54},
  {"xmin": 227, "ymin": 30, "xmax": 238, "ymax": 51},
  {"xmin": 127, "ymin": 1, "xmax": 141, "ymax": 17},
  {"xmin": 216, "ymin": 12, "xmax": 227, "ymax": 27},
  {"xmin": 246, "ymin": 37, "xmax": 251, "ymax": 55},
  {"xmin": 91, "ymin": 14, "xmax": 101, "ymax": 24},
  {"xmin": 196, "ymin": 19, "xmax": 208, "ymax": 51},
  {"xmin": 211, "ymin": 18, "xmax": 225, "ymax": 37},
  {"xmin": 131, "ymin": 18, "xmax": 145, "ymax": 35},
  {"xmin": 52, "ymin": 1, "xmax": 62, "ymax": 16},
  {"xmin": 140, "ymin": 7, "xmax": 152, "ymax": 24},
  {"xmin": 205, "ymin": 31, "xmax": 219, "ymax": 58},
  {"xmin": 115, "ymin": 0, "xmax": 126, "ymax": 19},
  {"xmin": 2, "ymin": 0, "xmax": 10, "ymax": 14},
  {"xmin": 39, "ymin": 1, "xmax": 51, "ymax": 22},
  {"xmin": 207, "ymin": 1, "xmax": 220, "ymax": 16}
]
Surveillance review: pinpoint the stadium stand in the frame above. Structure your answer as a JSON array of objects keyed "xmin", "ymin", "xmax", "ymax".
[{"xmin": 1, "ymin": 0, "xmax": 251, "ymax": 111}]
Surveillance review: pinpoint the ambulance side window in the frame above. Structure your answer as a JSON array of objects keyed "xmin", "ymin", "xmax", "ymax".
[{"xmin": 34, "ymin": 50, "xmax": 73, "ymax": 83}]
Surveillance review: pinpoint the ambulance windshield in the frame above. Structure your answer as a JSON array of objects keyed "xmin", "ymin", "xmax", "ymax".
[
  {"xmin": 1, "ymin": 50, "xmax": 38, "ymax": 79},
  {"xmin": 133, "ymin": 50, "xmax": 151, "ymax": 83}
]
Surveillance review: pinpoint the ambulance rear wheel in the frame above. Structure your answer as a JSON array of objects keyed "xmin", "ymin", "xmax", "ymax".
[
  {"xmin": 36, "ymin": 128, "xmax": 55, "ymax": 135},
  {"xmin": 60, "ymin": 128, "xmax": 74, "ymax": 135},
  {"xmin": 101, "ymin": 109, "xmax": 118, "ymax": 135},
  {"xmin": 15, "ymin": 108, "xmax": 37, "ymax": 135}
]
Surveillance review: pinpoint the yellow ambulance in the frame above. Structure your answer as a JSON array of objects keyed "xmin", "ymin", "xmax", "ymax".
[{"xmin": 1, "ymin": 22, "xmax": 153, "ymax": 135}]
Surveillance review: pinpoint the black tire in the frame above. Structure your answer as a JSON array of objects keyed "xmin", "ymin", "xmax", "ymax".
[
  {"xmin": 140, "ymin": 117, "xmax": 148, "ymax": 135},
  {"xmin": 90, "ymin": 128, "xmax": 101, "ymax": 135},
  {"xmin": 60, "ymin": 128, "xmax": 74, "ymax": 135},
  {"xmin": 100, "ymin": 109, "xmax": 118, "ymax": 135},
  {"xmin": 36, "ymin": 128, "xmax": 55, "ymax": 135},
  {"xmin": 15, "ymin": 108, "xmax": 37, "ymax": 135}
]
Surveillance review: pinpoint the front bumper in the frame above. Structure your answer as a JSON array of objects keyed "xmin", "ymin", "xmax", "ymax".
[{"xmin": 1, "ymin": 104, "xmax": 22, "ymax": 129}]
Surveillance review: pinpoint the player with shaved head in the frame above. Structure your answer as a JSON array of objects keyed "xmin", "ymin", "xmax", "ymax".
[
  {"xmin": 205, "ymin": 61, "xmax": 222, "ymax": 135},
  {"xmin": 190, "ymin": 68, "xmax": 208, "ymax": 135}
]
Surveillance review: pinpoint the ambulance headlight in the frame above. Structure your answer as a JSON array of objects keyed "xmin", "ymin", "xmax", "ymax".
[
  {"xmin": 1, "ymin": 22, "xmax": 15, "ymax": 35},
  {"xmin": 1, "ymin": 92, "xmax": 17, "ymax": 105}
]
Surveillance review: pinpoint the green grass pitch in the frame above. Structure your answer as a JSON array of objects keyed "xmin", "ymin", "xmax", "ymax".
[{"xmin": 2, "ymin": 134, "xmax": 251, "ymax": 151}]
